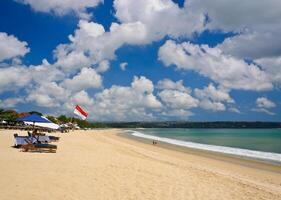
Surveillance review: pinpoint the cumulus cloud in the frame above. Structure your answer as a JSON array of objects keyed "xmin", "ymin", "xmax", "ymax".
[
  {"xmin": 256, "ymin": 97, "xmax": 276, "ymax": 109},
  {"xmin": 0, "ymin": 58, "xmax": 65, "ymax": 94},
  {"xmin": 90, "ymin": 76, "xmax": 162, "ymax": 121},
  {"xmin": 54, "ymin": 20, "xmax": 149, "ymax": 72},
  {"xmin": 158, "ymin": 40, "xmax": 273, "ymax": 91},
  {"xmin": 194, "ymin": 84, "xmax": 233, "ymax": 103},
  {"xmin": 0, "ymin": 32, "xmax": 30, "ymax": 62},
  {"xmin": 158, "ymin": 89, "xmax": 198, "ymax": 109},
  {"xmin": 179, "ymin": 1, "xmax": 281, "ymax": 91},
  {"xmin": 70, "ymin": 90, "xmax": 94, "ymax": 107},
  {"xmin": 114, "ymin": 0, "xmax": 205, "ymax": 40},
  {"xmin": 0, "ymin": 66, "xmax": 32, "ymax": 93},
  {"xmin": 17, "ymin": 0, "xmax": 103, "ymax": 19},
  {"xmin": 54, "ymin": 49, "xmax": 92, "ymax": 73},
  {"xmin": 157, "ymin": 79, "xmax": 190, "ymax": 93},
  {"xmin": 96, "ymin": 60, "xmax": 110, "ymax": 73},
  {"xmin": 194, "ymin": 84, "xmax": 234, "ymax": 112},
  {"xmin": 0, "ymin": 97, "xmax": 24, "ymax": 108},
  {"xmin": 156, "ymin": 79, "xmax": 198, "ymax": 118},
  {"xmin": 61, "ymin": 67, "xmax": 102, "ymax": 92},
  {"xmin": 252, "ymin": 97, "xmax": 276, "ymax": 115},
  {"xmin": 26, "ymin": 82, "xmax": 69, "ymax": 107},
  {"xmin": 190, "ymin": 0, "xmax": 281, "ymax": 32},
  {"xmin": 119, "ymin": 62, "xmax": 127, "ymax": 71},
  {"xmin": 219, "ymin": 30, "xmax": 281, "ymax": 60},
  {"xmin": 255, "ymin": 56, "xmax": 281, "ymax": 85},
  {"xmin": 189, "ymin": 0, "xmax": 281, "ymax": 81}
]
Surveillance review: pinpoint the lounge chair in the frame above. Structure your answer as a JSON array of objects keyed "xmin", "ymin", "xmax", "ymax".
[
  {"xmin": 27, "ymin": 133, "xmax": 51, "ymax": 143},
  {"xmin": 14, "ymin": 134, "xmax": 36, "ymax": 147},
  {"xmin": 28, "ymin": 132, "xmax": 60, "ymax": 142},
  {"xmin": 20, "ymin": 139, "xmax": 57, "ymax": 153}
]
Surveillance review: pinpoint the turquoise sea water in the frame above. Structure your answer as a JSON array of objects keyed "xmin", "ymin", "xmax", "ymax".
[{"xmin": 133, "ymin": 128, "xmax": 281, "ymax": 154}]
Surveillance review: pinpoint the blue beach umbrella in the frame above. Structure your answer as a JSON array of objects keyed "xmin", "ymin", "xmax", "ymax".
[
  {"xmin": 17, "ymin": 114, "xmax": 51, "ymax": 123},
  {"xmin": 17, "ymin": 114, "xmax": 59, "ymax": 130}
]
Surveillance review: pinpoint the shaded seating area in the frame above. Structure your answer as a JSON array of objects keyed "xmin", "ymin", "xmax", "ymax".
[
  {"xmin": 14, "ymin": 133, "xmax": 58, "ymax": 153},
  {"xmin": 13, "ymin": 114, "xmax": 60, "ymax": 153}
]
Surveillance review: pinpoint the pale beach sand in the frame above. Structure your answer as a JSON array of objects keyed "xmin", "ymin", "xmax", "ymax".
[{"xmin": 0, "ymin": 129, "xmax": 280, "ymax": 200}]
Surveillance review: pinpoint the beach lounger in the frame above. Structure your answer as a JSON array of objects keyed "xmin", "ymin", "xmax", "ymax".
[
  {"xmin": 20, "ymin": 139, "xmax": 57, "ymax": 153},
  {"xmin": 27, "ymin": 133, "xmax": 51, "ymax": 143},
  {"xmin": 14, "ymin": 134, "xmax": 36, "ymax": 147}
]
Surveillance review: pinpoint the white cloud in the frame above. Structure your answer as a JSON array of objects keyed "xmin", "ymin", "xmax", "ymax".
[
  {"xmin": 0, "ymin": 32, "xmax": 29, "ymax": 62},
  {"xmin": 158, "ymin": 40, "xmax": 273, "ymax": 91},
  {"xmin": 120, "ymin": 62, "xmax": 127, "ymax": 71},
  {"xmin": 26, "ymin": 82, "xmax": 69, "ymax": 107},
  {"xmin": 158, "ymin": 90, "xmax": 198, "ymax": 110},
  {"xmin": 96, "ymin": 60, "xmax": 110, "ymax": 73},
  {"xmin": 90, "ymin": 76, "xmax": 162, "ymax": 121},
  {"xmin": 251, "ymin": 97, "xmax": 276, "ymax": 115},
  {"xmin": 26, "ymin": 93, "xmax": 58, "ymax": 108},
  {"xmin": 229, "ymin": 107, "xmax": 241, "ymax": 114},
  {"xmin": 190, "ymin": 0, "xmax": 281, "ymax": 32},
  {"xmin": 29, "ymin": 59, "xmax": 65, "ymax": 84},
  {"xmin": 251, "ymin": 108, "xmax": 275, "ymax": 116},
  {"xmin": 194, "ymin": 84, "xmax": 233, "ymax": 103},
  {"xmin": 114, "ymin": 0, "xmax": 205, "ymax": 39},
  {"xmin": 71, "ymin": 90, "xmax": 94, "ymax": 107},
  {"xmin": 256, "ymin": 97, "xmax": 276, "ymax": 109},
  {"xmin": 194, "ymin": 84, "xmax": 234, "ymax": 112},
  {"xmin": 0, "ymin": 66, "xmax": 32, "ymax": 93},
  {"xmin": 157, "ymin": 79, "xmax": 190, "ymax": 93},
  {"xmin": 188, "ymin": 0, "xmax": 281, "ymax": 71},
  {"xmin": 255, "ymin": 56, "xmax": 281, "ymax": 85},
  {"xmin": 156, "ymin": 79, "xmax": 198, "ymax": 118},
  {"xmin": 54, "ymin": 50, "xmax": 91, "ymax": 73},
  {"xmin": 17, "ymin": 0, "xmax": 103, "ymax": 19},
  {"xmin": 0, "ymin": 59, "xmax": 65, "ymax": 94},
  {"xmin": 219, "ymin": 30, "xmax": 281, "ymax": 60},
  {"xmin": 199, "ymin": 99, "xmax": 225, "ymax": 112},
  {"xmin": 61, "ymin": 67, "xmax": 102, "ymax": 92},
  {"xmin": 0, "ymin": 97, "xmax": 24, "ymax": 108},
  {"xmin": 54, "ymin": 20, "xmax": 148, "ymax": 71}
]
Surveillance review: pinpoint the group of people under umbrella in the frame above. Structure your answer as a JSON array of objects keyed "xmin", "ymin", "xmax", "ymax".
[{"xmin": 14, "ymin": 114, "xmax": 60, "ymax": 153}]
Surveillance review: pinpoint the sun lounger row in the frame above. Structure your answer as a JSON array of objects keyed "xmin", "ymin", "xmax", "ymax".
[{"xmin": 14, "ymin": 133, "xmax": 58, "ymax": 153}]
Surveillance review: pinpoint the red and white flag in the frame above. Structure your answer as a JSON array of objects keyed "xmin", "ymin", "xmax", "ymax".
[{"xmin": 74, "ymin": 105, "xmax": 88, "ymax": 120}]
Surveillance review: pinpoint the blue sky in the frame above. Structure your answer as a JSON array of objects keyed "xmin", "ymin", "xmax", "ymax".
[{"xmin": 0, "ymin": 0, "xmax": 280, "ymax": 121}]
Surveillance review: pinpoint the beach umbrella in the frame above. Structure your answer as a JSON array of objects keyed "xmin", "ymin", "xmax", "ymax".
[
  {"xmin": 17, "ymin": 114, "xmax": 59, "ymax": 130},
  {"xmin": 24, "ymin": 121, "xmax": 60, "ymax": 130},
  {"xmin": 17, "ymin": 114, "xmax": 50, "ymax": 123}
]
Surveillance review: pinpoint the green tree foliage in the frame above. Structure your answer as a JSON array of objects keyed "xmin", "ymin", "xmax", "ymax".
[
  {"xmin": 0, "ymin": 110, "xmax": 19, "ymax": 121},
  {"xmin": 46, "ymin": 115, "xmax": 59, "ymax": 124}
]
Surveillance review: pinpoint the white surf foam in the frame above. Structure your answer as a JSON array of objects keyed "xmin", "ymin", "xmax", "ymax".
[{"xmin": 131, "ymin": 130, "xmax": 281, "ymax": 164}]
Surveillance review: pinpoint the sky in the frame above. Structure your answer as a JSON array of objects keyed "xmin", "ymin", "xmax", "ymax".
[{"xmin": 0, "ymin": 0, "xmax": 280, "ymax": 122}]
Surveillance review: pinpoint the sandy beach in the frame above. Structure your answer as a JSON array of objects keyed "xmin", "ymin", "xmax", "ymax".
[{"xmin": 0, "ymin": 129, "xmax": 280, "ymax": 200}]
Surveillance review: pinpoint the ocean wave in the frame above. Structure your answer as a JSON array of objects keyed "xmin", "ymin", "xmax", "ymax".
[{"xmin": 130, "ymin": 130, "xmax": 281, "ymax": 164}]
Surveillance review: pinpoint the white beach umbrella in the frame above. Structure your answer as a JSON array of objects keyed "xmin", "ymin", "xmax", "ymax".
[{"xmin": 24, "ymin": 116, "xmax": 59, "ymax": 130}]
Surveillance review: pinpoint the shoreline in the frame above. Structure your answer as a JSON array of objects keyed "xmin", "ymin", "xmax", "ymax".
[
  {"xmin": 122, "ymin": 129, "xmax": 281, "ymax": 167},
  {"xmin": 118, "ymin": 130, "xmax": 281, "ymax": 173},
  {"xmin": 1, "ymin": 129, "xmax": 281, "ymax": 199}
]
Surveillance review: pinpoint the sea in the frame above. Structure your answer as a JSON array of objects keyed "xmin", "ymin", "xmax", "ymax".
[{"xmin": 128, "ymin": 128, "xmax": 281, "ymax": 164}]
